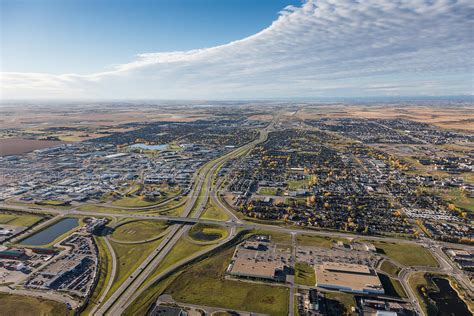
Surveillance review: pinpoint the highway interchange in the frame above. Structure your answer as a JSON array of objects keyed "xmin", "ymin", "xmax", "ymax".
[{"xmin": 1, "ymin": 118, "xmax": 473, "ymax": 316}]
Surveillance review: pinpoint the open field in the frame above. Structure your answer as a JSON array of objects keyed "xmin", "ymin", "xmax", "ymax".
[
  {"xmin": 143, "ymin": 236, "xmax": 211, "ymax": 284},
  {"xmin": 370, "ymin": 241, "xmax": 438, "ymax": 267},
  {"xmin": 0, "ymin": 138, "xmax": 68, "ymax": 155},
  {"xmin": 441, "ymin": 188, "xmax": 474, "ymax": 213},
  {"xmin": 257, "ymin": 187, "xmax": 279, "ymax": 196},
  {"xmin": 163, "ymin": 246, "xmax": 289, "ymax": 315},
  {"xmin": 188, "ymin": 223, "xmax": 228, "ymax": 242},
  {"xmin": 106, "ymin": 237, "xmax": 164, "ymax": 300},
  {"xmin": 295, "ymin": 262, "xmax": 316, "ymax": 286},
  {"xmin": 0, "ymin": 293, "xmax": 70, "ymax": 316},
  {"xmin": 0, "ymin": 212, "xmax": 43, "ymax": 226},
  {"xmin": 380, "ymin": 260, "xmax": 401, "ymax": 277},
  {"xmin": 295, "ymin": 105, "xmax": 474, "ymax": 131},
  {"xmin": 201, "ymin": 199, "xmax": 229, "ymax": 221},
  {"xmin": 296, "ymin": 234, "xmax": 343, "ymax": 248},
  {"xmin": 111, "ymin": 220, "xmax": 168, "ymax": 242},
  {"xmin": 287, "ymin": 178, "xmax": 310, "ymax": 190},
  {"xmin": 111, "ymin": 196, "xmax": 161, "ymax": 207}
]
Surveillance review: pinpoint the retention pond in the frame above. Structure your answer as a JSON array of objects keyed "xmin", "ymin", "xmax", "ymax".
[{"xmin": 19, "ymin": 218, "xmax": 79, "ymax": 246}]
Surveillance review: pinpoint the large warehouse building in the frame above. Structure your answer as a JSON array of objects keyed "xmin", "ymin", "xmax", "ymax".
[{"xmin": 315, "ymin": 262, "xmax": 384, "ymax": 295}]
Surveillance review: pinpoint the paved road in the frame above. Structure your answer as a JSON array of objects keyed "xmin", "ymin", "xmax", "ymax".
[
  {"xmin": 2, "ymin": 118, "xmax": 473, "ymax": 315},
  {"xmin": 88, "ymin": 236, "xmax": 117, "ymax": 315},
  {"xmin": 100, "ymin": 128, "xmax": 269, "ymax": 315}
]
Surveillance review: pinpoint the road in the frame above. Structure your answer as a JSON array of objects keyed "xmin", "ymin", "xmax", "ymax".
[
  {"xmin": 99, "ymin": 126, "xmax": 271, "ymax": 315},
  {"xmin": 2, "ymin": 117, "xmax": 473, "ymax": 315}
]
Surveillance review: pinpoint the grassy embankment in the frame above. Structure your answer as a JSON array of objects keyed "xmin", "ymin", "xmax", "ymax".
[
  {"xmin": 370, "ymin": 241, "xmax": 438, "ymax": 267},
  {"xmin": 125, "ymin": 246, "xmax": 289, "ymax": 316},
  {"xmin": 295, "ymin": 262, "xmax": 316, "ymax": 286},
  {"xmin": 0, "ymin": 213, "xmax": 43, "ymax": 226},
  {"xmin": 103, "ymin": 221, "xmax": 166, "ymax": 301},
  {"xmin": 81, "ymin": 236, "xmax": 113, "ymax": 315},
  {"xmin": 188, "ymin": 223, "xmax": 229, "ymax": 243},
  {"xmin": 111, "ymin": 220, "xmax": 169, "ymax": 243},
  {"xmin": 0, "ymin": 293, "xmax": 70, "ymax": 316}
]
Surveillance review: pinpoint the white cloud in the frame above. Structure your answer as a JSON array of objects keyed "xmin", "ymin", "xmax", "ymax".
[{"xmin": 1, "ymin": 0, "xmax": 473, "ymax": 99}]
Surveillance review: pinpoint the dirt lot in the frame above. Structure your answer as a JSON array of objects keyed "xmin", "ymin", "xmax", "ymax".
[{"xmin": 0, "ymin": 138, "xmax": 68, "ymax": 155}]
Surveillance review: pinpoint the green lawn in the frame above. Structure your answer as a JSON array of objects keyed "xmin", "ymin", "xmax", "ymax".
[
  {"xmin": 287, "ymin": 178, "xmax": 309, "ymax": 190},
  {"xmin": 442, "ymin": 188, "xmax": 474, "ymax": 213},
  {"xmin": 371, "ymin": 241, "xmax": 438, "ymax": 267},
  {"xmin": 111, "ymin": 220, "xmax": 168, "ymax": 242},
  {"xmin": 295, "ymin": 262, "xmax": 316, "ymax": 286},
  {"xmin": 111, "ymin": 196, "xmax": 158, "ymax": 207},
  {"xmin": 0, "ymin": 293, "xmax": 70, "ymax": 316},
  {"xmin": 258, "ymin": 187, "xmax": 279, "ymax": 195},
  {"xmin": 380, "ymin": 260, "xmax": 401, "ymax": 277},
  {"xmin": 188, "ymin": 223, "xmax": 228, "ymax": 242},
  {"xmin": 297, "ymin": 234, "xmax": 342, "ymax": 248},
  {"xmin": 379, "ymin": 274, "xmax": 407, "ymax": 298},
  {"xmin": 35, "ymin": 200, "xmax": 69, "ymax": 206},
  {"xmin": 142, "ymin": 237, "xmax": 211, "ymax": 286},
  {"xmin": 201, "ymin": 199, "xmax": 229, "ymax": 221},
  {"xmin": 0, "ymin": 213, "xmax": 43, "ymax": 227},
  {"xmin": 164, "ymin": 247, "xmax": 289, "ymax": 315},
  {"xmin": 106, "ymin": 237, "xmax": 164, "ymax": 300}
]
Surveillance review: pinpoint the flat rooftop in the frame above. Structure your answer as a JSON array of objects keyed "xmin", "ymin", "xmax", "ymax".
[
  {"xmin": 316, "ymin": 262, "xmax": 384, "ymax": 294},
  {"xmin": 230, "ymin": 257, "xmax": 281, "ymax": 279},
  {"xmin": 322, "ymin": 262, "xmax": 371, "ymax": 274}
]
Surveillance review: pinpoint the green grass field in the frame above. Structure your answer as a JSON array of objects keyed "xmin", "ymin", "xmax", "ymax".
[
  {"xmin": 371, "ymin": 241, "xmax": 438, "ymax": 267},
  {"xmin": 164, "ymin": 247, "xmax": 289, "ymax": 315},
  {"xmin": 257, "ymin": 187, "xmax": 279, "ymax": 195},
  {"xmin": 296, "ymin": 234, "xmax": 342, "ymax": 248},
  {"xmin": 441, "ymin": 188, "xmax": 473, "ymax": 213},
  {"xmin": 201, "ymin": 199, "xmax": 229, "ymax": 221},
  {"xmin": 35, "ymin": 200, "xmax": 68, "ymax": 206},
  {"xmin": 188, "ymin": 223, "xmax": 228, "ymax": 242},
  {"xmin": 112, "ymin": 220, "xmax": 168, "ymax": 242},
  {"xmin": 0, "ymin": 213, "xmax": 43, "ymax": 227},
  {"xmin": 106, "ymin": 237, "xmax": 164, "ymax": 300},
  {"xmin": 380, "ymin": 260, "xmax": 401, "ymax": 277},
  {"xmin": 287, "ymin": 178, "xmax": 309, "ymax": 190},
  {"xmin": 111, "ymin": 196, "xmax": 158, "ymax": 207},
  {"xmin": 0, "ymin": 293, "xmax": 70, "ymax": 316},
  {"xmin": 295, "ymin": 262, "xmax": 316, "ymax": 286},
  {"xmin": 143, "ymin": 236, "xmax": 211, "ymax": 286}
]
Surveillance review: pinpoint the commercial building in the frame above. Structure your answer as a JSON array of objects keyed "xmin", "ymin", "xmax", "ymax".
[
  {"xmin": 315, "ymin": 262, "xmax": 384, "ymax": 295},
  {"xmin": 0, "ymin": 249, "xmax": 25, "ymax": 260}
]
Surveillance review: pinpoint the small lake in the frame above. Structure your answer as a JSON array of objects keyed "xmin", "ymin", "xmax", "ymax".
[
  {"xmin": 129, "ymin": 143, "xmax": 168, "ymax": 151},
  {"xmin": 20, "ymin": 218, "xmax": 79, "ymax": 246},
  {"xmin": 428, "ymin": 277, "xmax": 470, "ymax": 316}
]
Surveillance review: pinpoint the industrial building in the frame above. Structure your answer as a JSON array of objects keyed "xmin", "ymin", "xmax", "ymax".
[
  {"xmin": 315, "ymin": 262, "xmax": 384, "ymax": 295},
  {"xmin": 227, "ymin": 237, "xmax": 290, "ymax": 282}
]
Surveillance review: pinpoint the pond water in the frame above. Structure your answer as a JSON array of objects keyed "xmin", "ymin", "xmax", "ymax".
[
  {"xmin": 129, "ymin": 143, "xmax": 168, "ymax": 151},
  {"xmin": 428, "ymin": 277, "xmax": 470, "ymax": 316},
  {"xmin": 20, "ymin": 218, "xmax": 79, "ymax": 246}
]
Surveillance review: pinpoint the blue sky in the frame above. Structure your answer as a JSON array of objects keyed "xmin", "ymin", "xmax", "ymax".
[
  {"xmin": 1, "ymin": 0, "xmax": 299, "ymax": 74},
  {"xmin": 1, "ymin": 0, "xmax": 473, "ymax": 99}
]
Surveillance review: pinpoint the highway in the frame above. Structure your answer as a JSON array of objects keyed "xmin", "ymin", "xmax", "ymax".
[
  {"xmin": 97, "ymin": 124, "xmax": 272, "ymax": 315},
  {"xmin": 1, "ymin": 116, "xmax": 473, "ymax": 316}
]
